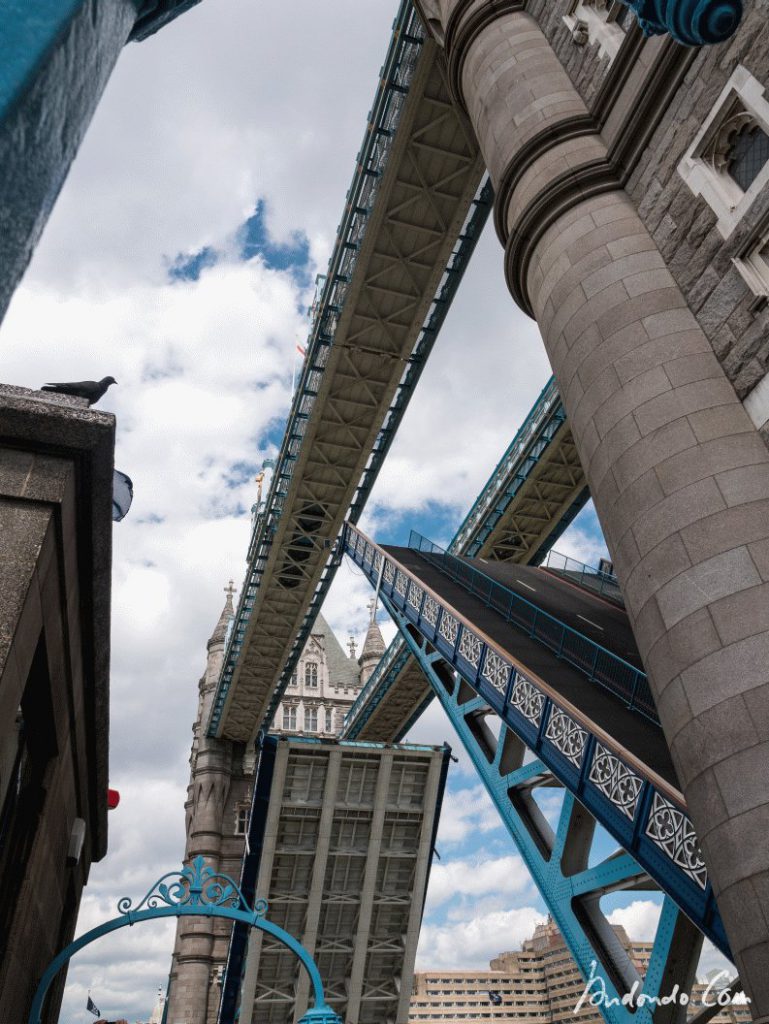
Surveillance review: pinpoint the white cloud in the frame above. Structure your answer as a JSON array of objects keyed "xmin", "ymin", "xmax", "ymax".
[
  {"xmin": 416, "ymin": 907, "xmax": 547, "ymax": 970},
  {"xmin": 434, "ymin": 784, "xmax": 503, "ymax": 845},
  {"xmin": 426, "ymin": 855, "xmax": 533, "ymax": 909},
  {"xmin": 608, "ymin": 900, "xmax": 664, "ymax": 943}
]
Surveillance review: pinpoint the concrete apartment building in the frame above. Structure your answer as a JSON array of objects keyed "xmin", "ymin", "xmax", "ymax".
[
  {"xmin": 0, "ymin": 385, "xmax": 114, "ymax": 1023},
  {"xmin": 409, "ymin": 917, "xmax": 750, "ymax": 1024}
]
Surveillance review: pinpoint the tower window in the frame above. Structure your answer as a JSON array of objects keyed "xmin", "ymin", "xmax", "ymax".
[
  {"xmin": 727, "ymin": 122, "xmax": 769, "ymax": 191},
  {"xmin": 305, "ymin": 662, "xmax": 318, "ymax": 687},
  {"xmin": 325, "ymin": 708, "xmax": 333, "ymax": 733},
  {"xmin": 305, "ymin": 707, "xmax": 318, "ymax": 732},
  {"xmin": 282, "ymin": 705, "xmax": 297, "ymax": 730},
  {"xmin": 235, "ymin": 806, "xmax": 248, "ymax": 835},
  {"xmin": 679, "ymin": 66, "xmax": 769, "ymax": 237}
]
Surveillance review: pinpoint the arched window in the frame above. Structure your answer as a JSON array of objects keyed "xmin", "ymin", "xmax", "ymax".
[
  {"xmin": 727, "ymin": 121, "xmax": 769, "ymax": 192},
  {"xmin": 305, "ymin": 662, "xmax": 318, "ymax": 687}
]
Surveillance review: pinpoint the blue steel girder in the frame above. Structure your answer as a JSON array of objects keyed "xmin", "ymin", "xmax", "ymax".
[
  {"xmin": 343, "ymin": 523, "xmax": 729, "ymax": 960},
  {"xmin": 380, "ymin": 586, "xmax": 706, "ymax": 1023}
]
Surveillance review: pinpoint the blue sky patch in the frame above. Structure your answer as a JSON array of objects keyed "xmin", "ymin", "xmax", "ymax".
[
  {"xmin": 166, "ymin": 198, "xmax": 311, "ymax": 285},
  {"xmin": 168, "ymin": 244, "xmax": 219, "ymax": 283},
  {"xmin": 238, "ymin": 200, "xmax": 311, "ymax": 284}
]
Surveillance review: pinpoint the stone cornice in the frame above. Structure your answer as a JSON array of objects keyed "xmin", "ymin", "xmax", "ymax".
[
  {"xmin": 504, "ymin": 158, "xmax": 620, "ymax": 316},
  {"xmin": 493, "ymin": 115, "xmax": 597, "ymax": 244},
  {"xmin": 445, "ymin": 0, "xmax": 526, "ymax": 108}
]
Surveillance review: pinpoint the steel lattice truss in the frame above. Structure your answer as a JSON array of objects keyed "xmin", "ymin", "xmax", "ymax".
[{"xmin": 210, "ymin": 18, "xmax": 485, "ymax": 742}]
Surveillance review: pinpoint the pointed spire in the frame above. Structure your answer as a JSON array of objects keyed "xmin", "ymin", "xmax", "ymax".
[
  {"xmin": 208, "ymin": 580, "xmax": 235, "ymax": 649},
  {"xmin": 149, "ymin": 987, "xmax": 166, "ymax": 1024},
  {"xmin": 359, "ymin": 600, "xmax": 385, "ymax": 664}
]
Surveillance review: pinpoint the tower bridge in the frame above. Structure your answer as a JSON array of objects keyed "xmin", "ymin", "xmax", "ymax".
[
  {"xmin": 6, "ymin": 0, "xmax": 769, "ymax": 1020},
  {"xmin": 201, "ymin": 0, "xmax": 769, "ymax": 1016},
  {"xmin": 341, "ymin": 374, "xmax": 590, "ymax": 744},
  {"xmin": 342, "ymin": 521, "xmax": 731, "ymax": 998}
]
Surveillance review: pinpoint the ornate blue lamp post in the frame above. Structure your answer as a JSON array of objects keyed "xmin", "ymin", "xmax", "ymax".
[{"xmin": 27, "ymin": 856, "xmax": 341, "ymax": 1024}]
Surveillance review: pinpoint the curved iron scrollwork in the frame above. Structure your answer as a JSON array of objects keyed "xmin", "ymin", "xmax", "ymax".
[
  {"xmin": 117, "ymin": 855, "xmax": 268, "ymax": 917},
  {"xmin": 645, "ymin": 793, "xmax": 708, "ymax": 890},
  {"xmin": 620, "ymin": 0, "xmax": 742, "ymax": 46}
]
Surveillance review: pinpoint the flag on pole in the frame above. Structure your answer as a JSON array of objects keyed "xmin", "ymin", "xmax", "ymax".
[{"xmin": 86, "ymin": 995, "xmax": 100, "ymax": 1017}]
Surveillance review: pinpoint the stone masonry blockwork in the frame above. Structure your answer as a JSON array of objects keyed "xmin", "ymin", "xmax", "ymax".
[{"xmin": 421, "ymin": 0, "xmax": 769, "ymax": 1013}]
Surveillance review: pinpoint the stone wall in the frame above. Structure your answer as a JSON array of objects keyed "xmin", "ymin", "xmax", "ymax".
[
  {"xmin": 626, "ymin": 4, "xmax": 769, "ymax": 404},
  {"xmin": 524, "ymin": 0, "xmax": 769, "ymax": 417}
]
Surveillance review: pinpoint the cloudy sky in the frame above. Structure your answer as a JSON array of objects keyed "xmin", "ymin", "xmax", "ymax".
[{"xmin": 1, "ymin": 2, "xmax": 733, "ymax": 1020}]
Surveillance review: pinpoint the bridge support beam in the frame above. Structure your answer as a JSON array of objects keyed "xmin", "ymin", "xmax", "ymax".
[{"xmin": 416, "ymin": 0, "xmax": 769, "ymax": 1012}]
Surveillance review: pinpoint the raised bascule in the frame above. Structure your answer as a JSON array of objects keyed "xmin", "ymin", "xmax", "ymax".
[
  {"xmin": 178, "ymin": 0, "xmax": 769, "ymax": 1022},
  {"xmin": 4, "ymin": 0, "xmax": 760, "ymax": 1020}
]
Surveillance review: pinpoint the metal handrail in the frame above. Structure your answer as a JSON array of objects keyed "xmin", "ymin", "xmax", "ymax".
[
  {"xmin": 407, "ymin": 530, "xmax": 659, "ymax": 724},
  {"xmin": 542, "ymin": 549, "xmax": 624, "ymax": 606}
]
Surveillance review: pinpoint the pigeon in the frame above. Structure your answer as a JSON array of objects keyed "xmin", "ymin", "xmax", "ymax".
[{"xmin": 41, "ymin": 376, "xmax": 117, "ymax": 406}]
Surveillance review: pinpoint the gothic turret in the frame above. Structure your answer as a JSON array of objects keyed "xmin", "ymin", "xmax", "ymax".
[{"xmin": 358, "ymin": 598, "xmax": 385, "ymax": 685}]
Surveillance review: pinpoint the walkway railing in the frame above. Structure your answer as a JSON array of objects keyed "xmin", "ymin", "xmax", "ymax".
[
  {"xmin": 408, "ymin": 530, "xmax": 659, "ymax": 724},
  {"xmin": 542, "ymin": 549, "xmax": 624, "ymax": 607}
]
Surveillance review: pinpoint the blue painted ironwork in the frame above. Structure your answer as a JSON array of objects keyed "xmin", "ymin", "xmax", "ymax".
[
  {"xmin": 28, "ymin": 855, "xmax": 341, "ymax": 1024},
  {"xmin": 343, "ymin": 522, "xmax": 729, "ymax": 958},
  {"xmin": 376, "ymin": 583, "xmax": 709, "ymax": 1023},
  {"xmin": 409, "ymin": 528, "xmax": 657, "ymax": 723},
  {"xmin": 344, "ymin": 379, "xmax": 590, "ymax": 740},
  {"xmin": 618, "ymin": 0, "xmax": 742, "ymax": 45},
  {"xmin": 207, "ymin": 0, "xmax": 493, "ymax": 738}
]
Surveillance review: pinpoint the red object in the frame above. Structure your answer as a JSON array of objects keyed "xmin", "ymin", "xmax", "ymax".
[{"xmin": 107, "ymin": 789, "xmax": 120, "ymax": 810}]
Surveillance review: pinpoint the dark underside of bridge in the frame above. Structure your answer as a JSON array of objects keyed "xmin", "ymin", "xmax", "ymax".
[{"xmin": 383, "ymin": 546, "xmax": 678, "ymax": 790}]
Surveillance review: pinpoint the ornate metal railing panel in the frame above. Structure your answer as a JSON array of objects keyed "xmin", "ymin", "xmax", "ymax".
[
  {"xmin": 378, "ymin": 598, "xmax": 715, "ymax": 1024},
  {"xmin": 343, "ymin": 522, "xmax": 729, "ymax": 957}
]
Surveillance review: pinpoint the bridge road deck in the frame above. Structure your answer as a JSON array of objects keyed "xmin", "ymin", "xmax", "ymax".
[{"xmin": 383, "ymin": 545, "xmax": 678, "ymax": 790}]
